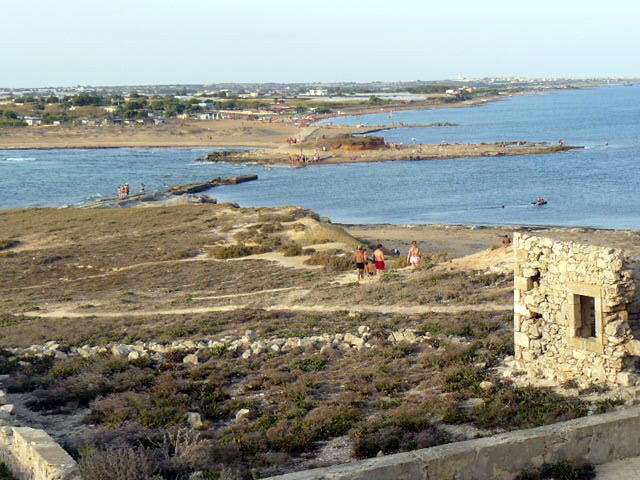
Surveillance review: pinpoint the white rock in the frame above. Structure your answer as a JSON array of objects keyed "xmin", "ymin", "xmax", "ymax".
[
  {"xmin": 128, "ymin": 351, "xmax": 141, "ymax": 361},
  {"xmin": 0, "ymin": 404, "xmax": 14, "ymax": 415},
  {"xmin": 111, "ymin": 345, "xmax": 130, "ymax": 357},
  {"xmin": 241, "ymin": 350, "xmax": 251, "ymax": 359},
  {"xmin": 357, "ymin": 325, "xmax": 370, "ymax": 335},
  {"xmin": 235, "ymin": 408, "xmax": 250, "ymax": 422},
  {"xmin": 479, "ymin": 381, "xmax": 494, "ymax": 391},
  {"xmin": 186, "ymin": 412, "xmax": 204, "ymax": 429},
  {"xmin": 343, "ymin": 333, "xmax": 364, "ymax": 347},
  {"xmin": 183, "ymin": 354, "xmax": 199, "ymax": 365}
]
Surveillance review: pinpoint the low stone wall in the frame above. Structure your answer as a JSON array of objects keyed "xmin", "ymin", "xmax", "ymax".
[
  {"xmin": 265, "ymin": 407, "xmax": 640, "ymax": 480},
  {"xmin": 0, "ymin": 426, "xmax": 81, "ymax": 480}
]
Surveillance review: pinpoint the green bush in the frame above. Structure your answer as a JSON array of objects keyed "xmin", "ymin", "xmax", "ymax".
[
  {"xmin": 0, "ymin": 240, "xmax": 18, "ymax": 251},
  {"xmin": 210, "ymin": 244, "xmax": 267, "ymax": 259},
  {"xmin": 515, "ymin": 460, "xmax": 595, "ymax": 480},
  {"xmin": 450, "ymin": 385, "xmax": 589, "ymax": 430},
  {"xmin": 304, "ymin": 250, "xmax": 352, "ymax": 271},
  {"xmin": 352, "ymin": 407, "xmax": 450, "ymax": 459},
  {"xmin": 0, "ymin": 464, "xmax": 17, "ymax": 480},
  {"xmin": 280, "ymin": 245, "xmax": 303, "ymax": 256}
]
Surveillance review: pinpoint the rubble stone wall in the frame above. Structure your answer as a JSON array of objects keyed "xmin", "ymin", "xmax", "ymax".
[{"xmin": 513, "ymin": 233, "xmax": 640, "ymax": 387}]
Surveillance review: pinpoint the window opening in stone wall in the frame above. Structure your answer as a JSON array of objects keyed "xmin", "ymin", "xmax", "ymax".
[
  {"xmin": 531, "ymin": 271, "xmax": 541, "ymax": 288},
  {"xmin": 576, "ymin": 295, "xmax": 596, "ymax": 338}
]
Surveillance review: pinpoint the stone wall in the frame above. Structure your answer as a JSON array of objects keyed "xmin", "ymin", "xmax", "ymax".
[
  {"xmin": 513, "ymin": 233, "xmax": 640, "ymax": 387},
  {"xmin": 264, "ymin": 406, "xmax": 640, "ymax": 480},
  {"xmin": 0, "ymin": 427, "xmax": 81, "ymax": 480}
]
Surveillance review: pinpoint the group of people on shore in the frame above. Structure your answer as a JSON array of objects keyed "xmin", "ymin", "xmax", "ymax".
[
  {"xmin": 353, "ymin": 241, "xmax": 424, "ymax": 280},
  {"xmin": 117, "ymin": 183, "xmax": 145, "ymax": 200},
  {"xmin": 289, "ymin": 152, "xmax": 321, "ymax": 166}
]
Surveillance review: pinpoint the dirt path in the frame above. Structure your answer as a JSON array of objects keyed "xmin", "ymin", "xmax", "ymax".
[
  {"xmin": 192, "ymin": 286, "xmax": 306, "ymax": 301},
  {"xmin": 25, "ymin": 302, "xmax": 511, "ymax": 319}
]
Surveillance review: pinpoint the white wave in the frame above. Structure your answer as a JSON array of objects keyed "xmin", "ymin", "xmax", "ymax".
[{"xmin": 2, "ymin": 157, "xmax": 37, "ymax": 162}]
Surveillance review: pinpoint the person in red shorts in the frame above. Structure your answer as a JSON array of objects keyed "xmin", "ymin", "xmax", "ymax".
[{"xmin": 373, "ymin": 244, "xmax": 386, "ymax": 273}]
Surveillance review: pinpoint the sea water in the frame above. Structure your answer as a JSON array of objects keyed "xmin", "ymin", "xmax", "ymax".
[{"xmin": 2, "ymin": 85, "xmax": 640, "ymax": 229}]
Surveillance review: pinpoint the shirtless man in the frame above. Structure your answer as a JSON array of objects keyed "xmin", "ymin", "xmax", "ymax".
[
  {"xmin": 354, "ymin": 246, "xmax": 368, "ymax": 280},
  {"xmin": 407, "ymin": 241, "xmax": 423, "ymax": 269},
  {"xmin": 374, "ymin": 244, "xmax": 386, "ymax": 273}
]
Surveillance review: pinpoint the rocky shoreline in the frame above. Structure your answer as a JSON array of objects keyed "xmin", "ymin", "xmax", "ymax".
[{"xmin": 81, "ymin": 174, "xmax": 258, "ymax": 209}]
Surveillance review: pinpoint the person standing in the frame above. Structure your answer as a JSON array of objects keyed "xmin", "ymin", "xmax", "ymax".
[
  {"xmin": 354, "ymin": 245, "xmax": 368, "ymax": 280},
  {"xmin": 374, "ymin": 244, "xmax": 386, "ymax": 273},
  {"xmin": 140, "ymin": 183, "xmax": 146, "ymax": 195},
  {"xmin": 407, "ymin": 241, "xmax": 423, "ymax": 269}
]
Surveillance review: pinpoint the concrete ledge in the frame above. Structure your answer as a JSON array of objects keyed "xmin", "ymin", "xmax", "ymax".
[
  {"xmin": 265, "ymin": 407, "xmax": 640, "ymax": 480},
  {"xmin": 0, "ymin": 426, "xmax": 81, "ymax": 480}
]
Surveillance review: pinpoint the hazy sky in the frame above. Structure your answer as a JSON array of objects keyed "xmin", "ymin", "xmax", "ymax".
[{"xmin": 3, "ymin": 0, "xmax": 640, "ymax": 87}]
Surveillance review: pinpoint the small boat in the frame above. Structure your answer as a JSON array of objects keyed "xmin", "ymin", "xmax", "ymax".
[{"xmin": 533, "ymin": 198, "xmax": 547, "ymax": 206}]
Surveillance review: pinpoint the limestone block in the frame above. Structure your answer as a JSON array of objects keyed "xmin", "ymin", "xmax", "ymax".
[
  {"xmin": 514, "ymin": 332, "xmax": 530, "ymax": 348},
  {"xmin": 625, "ymin": 340, "xmax": 640, "ymax": 356},
  {"xmin": 528, "ymin": 324, "xmax": 541, "ymax": 339},
  {"xmin": 514, "ymin": 276, "xmax": 533, "ymax": 292},
  {"xmin": 616, "ymin": 372, "xmax": 639, "ymax": 387}
]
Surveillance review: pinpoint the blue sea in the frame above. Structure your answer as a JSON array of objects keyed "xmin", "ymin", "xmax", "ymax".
[{"xmin": 2, "ymin": 85, "xmax": 640, "ymax": 229}]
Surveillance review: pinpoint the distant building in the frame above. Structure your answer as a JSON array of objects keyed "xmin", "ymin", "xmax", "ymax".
[
  {"xmin": 23, "ymin": 116, "xmax": 43, "ymax": 126},
  {"xmin": 306, "ymin": 88, "xmax": 328, "ymax": 96},
  {"xmin": 271, "ymin": 104, "xmax": 296, "ymax": 114}
]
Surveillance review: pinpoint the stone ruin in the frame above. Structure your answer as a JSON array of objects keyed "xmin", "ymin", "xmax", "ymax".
[{"xmin": 513, "ymin": 233, "xmax": 640, "ymax": 388}]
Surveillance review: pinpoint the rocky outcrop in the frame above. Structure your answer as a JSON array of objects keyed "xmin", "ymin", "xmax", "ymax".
[
  {"xmin": 168, "ymin": 175, "xmax": 258, "ymax": 195},
  {"xmin": 82, "ymin": 175, "xmax": 257, "ymax": 209}
]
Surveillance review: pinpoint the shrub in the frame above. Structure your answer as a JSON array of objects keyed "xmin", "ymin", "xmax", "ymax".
[
  {"xmin": 457, "ymin": 385, "xmax": 589, "ymax": 430},
  {"xmin": 210, "ymin": 245, "xmax": 266, "ymax": 259},
  {"xmin": 0, "ymin": 240, "xmax": 18, "ymax": 251},
  {"xmin": 515, "ymin": 460, "xmax": 596, "ymax": 480},
  {"xmin": 79, "ymin": 446, "xmax": 160, "ymax": 480},
  {"xmin": 0, "ymin": 463, "xmax": 17, "ymax": 480},
  {"xmin": 304, "ymin": 250, "xmax": 352, "ymax": 271},
  {"xmin": 280, "ymin": 244, "xmax": 303, "ymax": 257},
  {"xmin": 352, "ymin": 407, "xmax": 450, "ymax": 459},
  {"xmin": 160, "ymin": 248, "xmax": 201, "ymax": 260}
]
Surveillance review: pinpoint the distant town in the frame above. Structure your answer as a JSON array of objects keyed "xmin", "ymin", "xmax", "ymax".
[{"xmin": 0, "ymin": 77, "xmax": 637, "ymax": 128}]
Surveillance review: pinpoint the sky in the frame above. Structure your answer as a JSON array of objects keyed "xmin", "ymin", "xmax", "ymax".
[{"xmin": 2, "ymin": 0, "xmax": 640, "ymax": 88}]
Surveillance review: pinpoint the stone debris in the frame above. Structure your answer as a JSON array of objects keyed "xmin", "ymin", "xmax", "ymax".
[{"xmin": 1, "ymin": 325, "xmax": 435, "ymax": 367}]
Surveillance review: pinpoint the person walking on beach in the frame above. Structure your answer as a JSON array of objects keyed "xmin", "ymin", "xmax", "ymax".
[
  {"xmin": 354, "ymin": 245, "xmax": 368, "ymax": 280},
  {"xmin": 374, "ymin": 244, "xmax": 386, "ymax": 273},
  {"xmin": 407, "ymin": 241, "xmax": 423, "ymax": 269}
]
